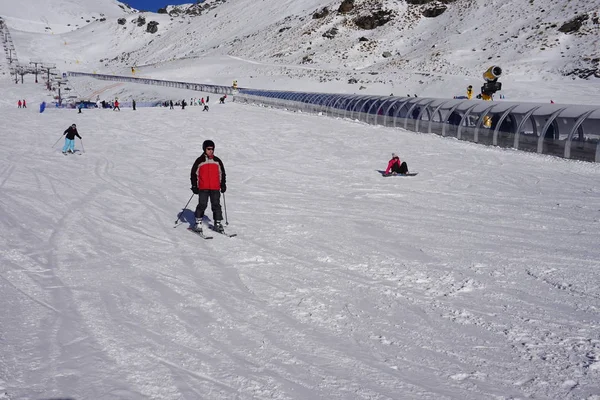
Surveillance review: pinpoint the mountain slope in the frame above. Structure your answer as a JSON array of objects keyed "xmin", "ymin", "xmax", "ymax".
[
  {"xmin": 116, "ymin": 0, "xmax": 600, "ymax": 78},
  {"xmin": 0, "ymin": 0, "xmax": 135, "ymax": 34},
  {"xmin": 1, "ymin": 0, "xmax": 599, "ymax": 102}
]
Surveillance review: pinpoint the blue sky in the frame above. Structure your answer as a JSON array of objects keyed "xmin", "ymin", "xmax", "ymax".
[{"xmin": 124, "ymin": 1, "xmax": 195, "ymax": 12}]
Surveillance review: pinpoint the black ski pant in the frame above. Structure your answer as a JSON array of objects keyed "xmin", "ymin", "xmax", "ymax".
[
  {"xmin": 391, "ymin": 161, "xmax": 408, "ymax": 174},
  {"xmin": 195, "ymin": 190, "xmax": 223, "ymax": 221}
]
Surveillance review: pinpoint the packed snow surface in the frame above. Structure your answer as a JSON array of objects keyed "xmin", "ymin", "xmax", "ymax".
[{"xmin": 1, "ymin": 80, "xmax": 599, "ymax": 399}]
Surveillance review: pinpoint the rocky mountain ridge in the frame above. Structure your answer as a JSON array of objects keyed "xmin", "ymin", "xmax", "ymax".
[{"xmin": 146, "ymin": 0, "xmax": 599, "ymax": 80}]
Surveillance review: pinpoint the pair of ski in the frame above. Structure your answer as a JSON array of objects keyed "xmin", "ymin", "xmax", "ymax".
[
  {"xmin": 188, "ymin": 224, "xmax": 237, "ymax": 240},
  {"xmin": 63, "ymin": 150, "xmax": 82, "ymax": 156}
]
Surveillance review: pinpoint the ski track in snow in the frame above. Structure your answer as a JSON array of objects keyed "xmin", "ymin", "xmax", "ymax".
[{"xmin": 0, "ymin": 97, "xmax": 599, "ymax": 399}]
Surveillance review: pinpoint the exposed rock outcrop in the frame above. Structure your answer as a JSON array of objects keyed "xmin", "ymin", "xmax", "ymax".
[
  {"xmin": 323, "ymin": 27, "xmax": 339, "ymax": 39},
  {"xmin": 354, "ymin": 10, "xmax": 394, "ymax": 29},
  {"xmin": 338, "ymin": 0, "xmax": 355, "ymax": 14},
  {"xmin": 406, "ymin": 0, "xmax": 457, "ymax": 4},
  {"xmin": 313, "ymin": 7, "xmax": 329, "ymax": 19},
  {"xmin": 558, "ymin": 14, "xmax": 589, "ymax": 33},
  {"xmin": 146, "ymin": 21, "xmax": 159, "ymax": 34},
  {"xmin": 423, "ymin": 4, "xmax": 447, "ymax": 18}
]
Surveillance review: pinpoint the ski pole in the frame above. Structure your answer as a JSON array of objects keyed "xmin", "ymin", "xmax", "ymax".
[
  {"xmin": 175, "ymin": 193, "xmax": 195, "ymax": 224},
  {"xmin": 79, "ymin": 138, "xmax": 85, "ymax": 153},
  {"xmin": 51, "ymin": 134, "xmax": 64, "ymax": 148},
  {"xmin": 223, "ymin": 193, "xmax": 229, "ymax": 225}
]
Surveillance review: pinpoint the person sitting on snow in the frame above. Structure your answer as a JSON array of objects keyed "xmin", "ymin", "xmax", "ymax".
[{"xmin": 384, "ymin": 153, "xmax": 409, "ymax": 176}]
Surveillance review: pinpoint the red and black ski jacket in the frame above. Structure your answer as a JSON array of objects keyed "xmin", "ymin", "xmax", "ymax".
[{"xmin": 190, "ymin": 153, "xmax": 226, "ymax": 191}]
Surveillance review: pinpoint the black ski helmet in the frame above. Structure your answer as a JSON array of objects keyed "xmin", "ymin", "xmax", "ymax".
[{"xmin": 202, "ymin": 139, "xmax": 215, "ymax": 151}]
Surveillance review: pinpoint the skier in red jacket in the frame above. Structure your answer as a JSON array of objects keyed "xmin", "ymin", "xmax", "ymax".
[{"xmin": 190, "ymin": 140, "xmax": 227, "ymax": 233}]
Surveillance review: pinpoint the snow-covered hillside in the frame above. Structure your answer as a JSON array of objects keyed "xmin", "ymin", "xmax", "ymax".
[
  {"xmin": 1, "ymin": 0, "xmax": 599, "ymax": 103},
  {"xmin": 0, "ymin": 0, "xmax": 135, "ymax": 34}
]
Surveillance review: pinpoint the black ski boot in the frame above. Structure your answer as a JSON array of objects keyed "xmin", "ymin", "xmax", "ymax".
[
  {"xmin": 214, "ymin": 221, "xmax": 225, "ymax": 233},
  {"xmin": 191, "ymin": 218, "xmax": 203, "ymax": 233}
]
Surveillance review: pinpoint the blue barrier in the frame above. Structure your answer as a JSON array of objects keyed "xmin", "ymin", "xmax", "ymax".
[
  {"xmin": 235, "ymin": 89, "xmax": 600, "ymax": 163},
  {"xmin": 66, "ymin": 71, "xmax": 235, "ymax": 95},
  {"xmin": 66, "ymin": 71, "xmax": 600, "ymax": 162}
]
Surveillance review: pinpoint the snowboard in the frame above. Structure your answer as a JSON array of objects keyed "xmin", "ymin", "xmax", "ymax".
[{"xmin": 377, "ymin": 170, "xmax": 418, "ymax": 177}]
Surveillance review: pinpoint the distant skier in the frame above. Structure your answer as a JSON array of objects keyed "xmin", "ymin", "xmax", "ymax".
[
  {"xmin": 22, "ymin": 99, "xmax": 26, "ymax": 108},
  {"xmin": 62, "ymin": 123, "xmax": 81, "ymax": 154},
  {"xmin": 113, "ymin": 99, "xmax": 120, "ymax": 111},
  {"xmin": 467, "ymin": 85, "xmax": 473, "ymax": 100},
  {"xmin": 384, "ymin": 153, "xmax": 409, "ymax": 176},
  {"xmin": 17, "ymin": 100, "xmax": 22, "ymax": 108},
  {"xmin": 219, "ymin": 95, "xmax": 226, "ymax": 104},
  {"xmin": 206, "ymin": 95, "xmax": 209, "ymax": 103},
  {"xmin": 202, "ymin": 104, "xmax": 209, "ymax": 111},
  {"xmin": 169, "ymin": 100, "xmax": 174, "ymax": 109},
  {"xmin": 190, "ymin": 140, "xmax": 227, "ymax": 233}
]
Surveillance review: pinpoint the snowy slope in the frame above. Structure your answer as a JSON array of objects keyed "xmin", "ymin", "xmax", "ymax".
[
  {"xmin": 0, "ymin": 0, "xmax": 135, "ymax": 34},
  {"xmin": 1, "ymin": 79, "xmax": 600, "ymax": 400}
]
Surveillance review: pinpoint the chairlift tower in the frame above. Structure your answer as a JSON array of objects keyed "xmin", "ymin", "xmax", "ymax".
[
  {"xmin": 41, "ymin": 63, "xmax": 56, "ymax": 89},
  {"xmin": 7, "ymin": 45, "xmax": 15, "ymax": 64},
  {"xmin": 54, "ymin": 76, "xmax": 68, "ymax": 105},
  {"xmin": 30, "ymin": 60, "xmax": 43, "ymax": 83}
]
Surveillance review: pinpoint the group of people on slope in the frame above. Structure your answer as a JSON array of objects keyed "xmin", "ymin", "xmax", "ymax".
[
  {"xmin": 58, "ymin": 123, "xmax": 408, "ymax": 234},
  {"xmin": 190, "ymin": 96, "xmax": 209, "ymax": 106},
  {"xmin": 187, "ymin": 145, "xmax": 408, "ymax": 235},
  {"xmin": 57, "ymin": 125, "xmax": 227, "ymax": 232}
]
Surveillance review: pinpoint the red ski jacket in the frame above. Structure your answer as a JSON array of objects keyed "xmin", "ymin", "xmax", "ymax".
[
  {"xmin": 190, "ymin": 153, "xmax": 226, "ymax": 191},
  {"xmin": 385, "ymin": 157, "xmax": 401, "ymax": 174}
]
